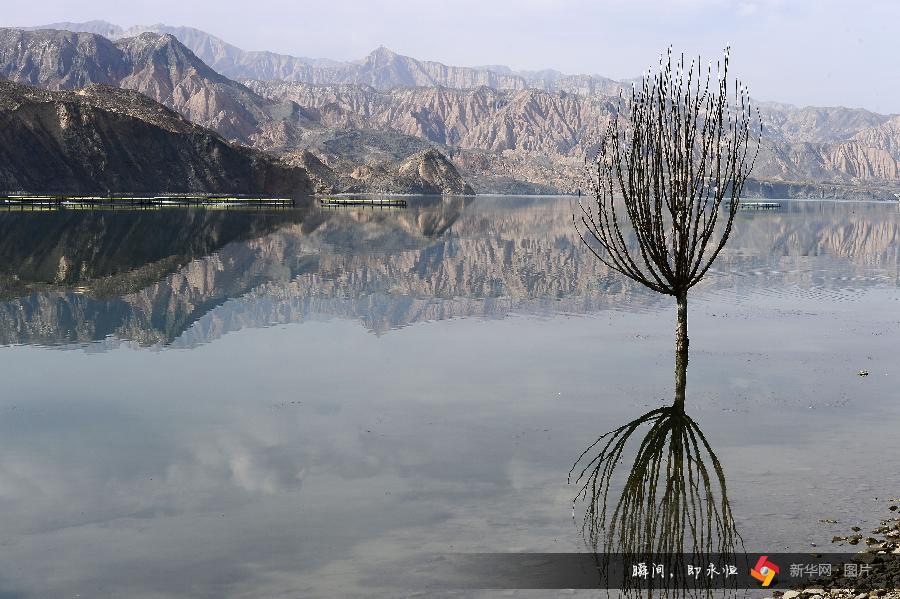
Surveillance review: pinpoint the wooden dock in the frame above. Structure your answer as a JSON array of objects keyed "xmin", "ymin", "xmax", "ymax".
[{"xmin": 318, "ymin": 197, "xmax": 407, "ymax": 208}]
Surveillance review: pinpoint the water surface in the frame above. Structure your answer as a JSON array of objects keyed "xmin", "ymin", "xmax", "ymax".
[{"xmin": 0, "ymin": 198, "xmax": 898, "ymax": 598}]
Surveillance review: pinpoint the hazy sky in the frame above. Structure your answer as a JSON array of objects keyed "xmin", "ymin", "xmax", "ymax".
[{"xmin": 5, "ymin": 0, "xmax": 899, "ymax": 113}]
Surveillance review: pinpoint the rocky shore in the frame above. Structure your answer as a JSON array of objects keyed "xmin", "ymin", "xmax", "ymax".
[{"xmin": 768, "ymin": 501, "xmax": 900, "ymax": 599}]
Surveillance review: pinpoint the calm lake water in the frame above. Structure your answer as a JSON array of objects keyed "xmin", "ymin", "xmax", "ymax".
[{"xmin": 0, "ymin": 197, "xmax": 898, "ymax": 598}]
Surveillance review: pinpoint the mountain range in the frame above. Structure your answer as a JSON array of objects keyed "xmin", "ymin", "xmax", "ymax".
[
  {"xmin": 36, "ymin": 21, "xmax": 624, "ymax": 93},
  {"xmin": 3, "ymin": 20, "xmax": 900, "ymax": 197}
]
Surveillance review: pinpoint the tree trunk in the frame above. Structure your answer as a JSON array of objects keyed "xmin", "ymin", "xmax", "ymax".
[{"xmin": 674, "ymin": 292, "xmax": 689, "ymax": 407}]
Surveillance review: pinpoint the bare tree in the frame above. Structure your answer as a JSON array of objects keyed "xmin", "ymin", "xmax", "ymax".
[{"xmin": 576, "ymin": 47, "xmax": 760, "ymax": 405}]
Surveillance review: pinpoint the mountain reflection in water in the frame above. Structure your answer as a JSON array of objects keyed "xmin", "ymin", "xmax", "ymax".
[{"xmin": 0, "ymin": 198, "xmax": 897, "ymax": 347}]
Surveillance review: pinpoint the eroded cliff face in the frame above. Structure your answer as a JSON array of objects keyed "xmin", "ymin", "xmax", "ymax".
[
  {"xmin": 756, "ymin": 138, "xmax": 900, "ymax": 184},
  {"xmin": 0, "ymin": 80, "xmax": 312, "ymax": 195},
  {"xmin": 244, "ymin": 81, "xmax": 613, "ymax": 155},
  {"xmin": 245, "ymin": 80, "xmax": 900, "ymax": 194}
]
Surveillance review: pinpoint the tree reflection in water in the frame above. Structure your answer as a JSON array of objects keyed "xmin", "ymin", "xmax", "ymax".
[{"xmin": 570, "ymin": 359, "xmax": 741, "ymax": 598}]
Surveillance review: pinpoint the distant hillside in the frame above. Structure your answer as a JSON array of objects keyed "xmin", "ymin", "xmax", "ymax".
[
  {"xmin": 0, "ymin": 79, "xmax": 312, "ymax": 195},
  {"xmin": 37, "ymin": 21, "xmax": 344, "ymax": 77},
  {"xmin": 33, "ymin": 21, "xmax": 624, "ymax": 94},
  {"xmin": 246, "ymin": 80, "xmax": 900, "ymax": 195}
]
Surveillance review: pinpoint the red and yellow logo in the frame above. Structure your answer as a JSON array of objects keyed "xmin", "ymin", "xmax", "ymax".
[{"xmin": 751, "ymin": 555, "xmax": 779, "ymax": 587}]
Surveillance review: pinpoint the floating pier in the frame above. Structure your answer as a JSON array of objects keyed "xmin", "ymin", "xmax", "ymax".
[
  {"xmin": 0, "ymin": 194, "xmax": 295, "ymax": 207},
  {"xmin": 733, "ymin": 201, "xmax": 781, "ymax": 210},
  {"xmin": 318, "ymin": 197, "xmax": 407, "ymax": 208}
]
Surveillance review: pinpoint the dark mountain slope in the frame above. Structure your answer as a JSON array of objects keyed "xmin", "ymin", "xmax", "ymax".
[{"xmin": 0, "ymin": 79, "xmax": 312, "ymax": 195}]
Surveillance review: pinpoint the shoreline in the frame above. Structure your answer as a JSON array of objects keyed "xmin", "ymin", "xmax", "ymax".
[{"xmin": 767, "ymin": 501, "xmax": 900, "ymax": 599}]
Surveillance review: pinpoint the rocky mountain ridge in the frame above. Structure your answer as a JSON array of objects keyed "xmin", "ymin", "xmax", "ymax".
[
  {"xmin": 35, "ymin": 21, "xmax": 624, "ymax": 94},
  {"xmin": 0, "ymin": 27, "xmax": 307, "ymax": 144}
]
